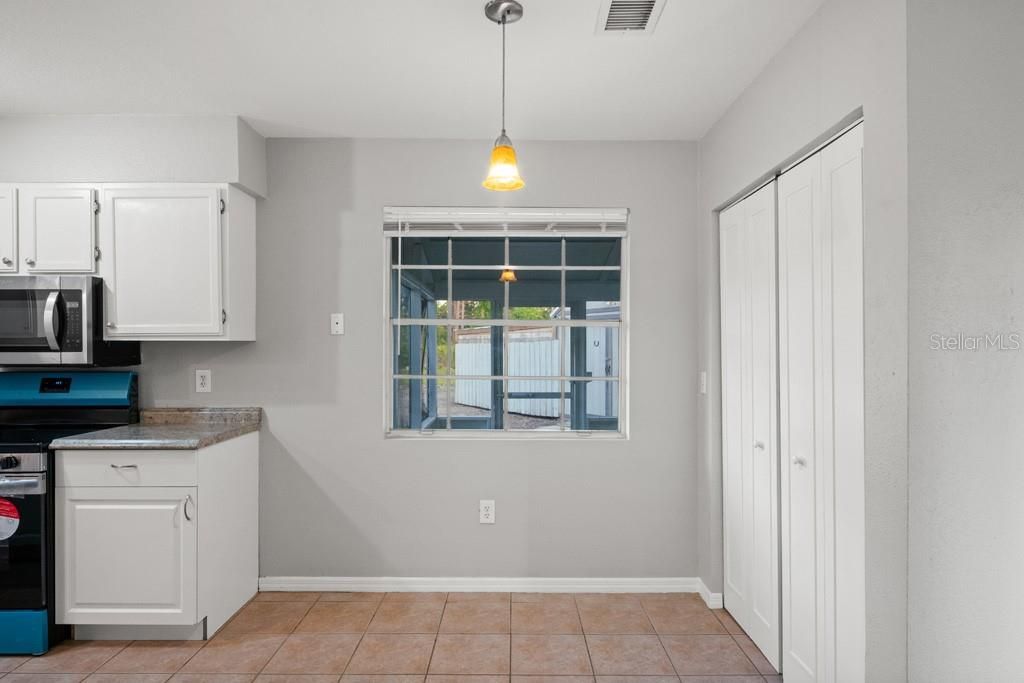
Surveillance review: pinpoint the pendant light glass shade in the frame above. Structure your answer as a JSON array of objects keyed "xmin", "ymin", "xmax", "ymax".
[
  {"xmin": 483, "ymin": 1, "xmax": 524, "ymax": 192},
  {"xmin": 483, "ymin": 132, "xmax": 525, "ymax": 191}
]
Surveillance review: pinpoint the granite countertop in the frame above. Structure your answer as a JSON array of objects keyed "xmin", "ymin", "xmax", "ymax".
[{"xmin": 51, "ymin": 407, "xmax": 262, "ymax": 450}]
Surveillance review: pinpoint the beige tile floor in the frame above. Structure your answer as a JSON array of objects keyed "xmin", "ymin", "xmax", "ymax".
[{"xmin": 0, "ymin": 592, "xmax": 782, "ymax": 682}]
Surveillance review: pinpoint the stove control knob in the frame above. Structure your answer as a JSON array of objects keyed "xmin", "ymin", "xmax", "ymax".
[{"xmin": 0, "ymin": 456, "xmax": 19, "ymax": 470}]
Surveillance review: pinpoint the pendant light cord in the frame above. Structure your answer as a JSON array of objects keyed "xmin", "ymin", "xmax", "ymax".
[{"xmin": 501, "ymin": 15, "xmax": 506, "ymax": 134}]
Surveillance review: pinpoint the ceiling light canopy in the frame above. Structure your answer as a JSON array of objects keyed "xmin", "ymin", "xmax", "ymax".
[{"xmin": 482, "ymin": 0, "xmax": 525, "ymax": 192}]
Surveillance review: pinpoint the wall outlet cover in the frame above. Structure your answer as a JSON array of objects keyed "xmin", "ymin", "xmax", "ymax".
[
  {"xmin": 330, "ymin": 313, "xmax": 345, "ymax": 335},
  {"xmin": 479, "ymin": 499, "xmax": 495, "ymax": 524},
  {"xmin": 195, "ymin": 369, "xmax": 212, "ymax": 393}
]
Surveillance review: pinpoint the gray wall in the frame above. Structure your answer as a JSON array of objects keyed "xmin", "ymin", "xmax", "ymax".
[
  {"xmin": 908, "ymin": 2, "xmax": 1024, "ymax": 679},
  {"xmin": 137, "ymin": 138, "xmax": 700, "ymax": 579},
  {"xmin": 0, "ymin": 115, "xmax": 267, "ymax": 197},
  {"xmin": 695, "ymin": 0, "xmax": 908, "ymax": 679}
]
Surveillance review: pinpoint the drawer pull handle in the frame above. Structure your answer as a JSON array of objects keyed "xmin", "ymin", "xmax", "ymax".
[
  {"xmin": 183, "ymin": 494, "xmax": 194, "ymax": 521},
  {"xmin": 110, "ymin": 464, "xmax": 138, "ymax": 469}
]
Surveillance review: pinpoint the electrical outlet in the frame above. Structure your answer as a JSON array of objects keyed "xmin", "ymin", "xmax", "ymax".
[
  {"xmin": 195, "ymin": 369, "xmax": 212, "ymax": 393},
  {"xmin": 330, "ymin": 313, "xmax": 345, "ymax": 336},
  {"xmin": 479, "ymin": 499, "xmax": 495, "ymax": 524}
]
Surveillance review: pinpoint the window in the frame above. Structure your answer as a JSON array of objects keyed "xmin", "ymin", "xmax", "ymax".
[{"xmin": 385, "ymin": 208, "xmax": 627, "ymax": 437}]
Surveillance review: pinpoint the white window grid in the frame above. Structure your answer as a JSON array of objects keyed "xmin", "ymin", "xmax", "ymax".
[{"xmin": 384, "ymin": 231, "xmax": 628, "ymax": 438}]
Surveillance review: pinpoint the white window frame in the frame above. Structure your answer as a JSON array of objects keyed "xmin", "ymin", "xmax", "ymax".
[{"xmin": 382, "ymin": 207, "xmax": 630, "ymax": 439}]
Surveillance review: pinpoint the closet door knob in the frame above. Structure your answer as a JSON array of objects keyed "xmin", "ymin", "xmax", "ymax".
[{"xmin": 792, "ymin": 457, "xmax": 807, "ymax": 468}]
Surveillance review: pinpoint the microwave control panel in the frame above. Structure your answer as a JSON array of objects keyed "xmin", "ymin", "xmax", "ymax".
[{"xmin": 61, "ymin": 290, "xmax": 83, "ymax": 352}]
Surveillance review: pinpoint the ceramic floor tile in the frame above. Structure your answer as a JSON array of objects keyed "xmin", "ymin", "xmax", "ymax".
[
  {"xmin": 261, "ymin": 634, "xmax": 361, "ymax": 674},
  {"xmin": 510, "ymin": 594, "xmax": 577, "ymax": 605},
  {"xmin": 708, "ymin": 611, "xmax": 744, "ymax": 636},
  {"xmin": 341, "ymin": 677, "xmax": 425, "ymax": 683},
  {"xmin": 594, "ymin": 677, "xmax": 678, "ymax": 683},
  {"xmin": 15, "ymin": 642, "xmax": 131, "ymax": 674},
  {"xmin": 295, "ymin": 602, "xmax": 378, "ymax": 633},
  {"xmin": 85, "ymin": 675, "xmax": 171, "ymax": 682},
  {"xmin": 428, "ymin": 635, "xmax": 510, "ymax": 675},
  {"xmin": 254, "ymin": 593, "xmax": 321, "ymax": 603},
  {"xmin": 318, "ymin": 593, "xmax": 385, "ymax": 604},
  {"xmin": 221, "ymin": 602, "xmax": 312, "ymax": 635},
  {"xmin": 180, "ymin": 635, "xmax": 287, "ymax": 674},
  {"xmin": 668, "ymin": 678, "xmax": 761, "ymax": 683},
  {"xmin": 427, "ymin": 677, "xmax": 509, "ymax": 683},
  {"xmin": 367, "ymin": 602, "xmax": 444, "ymax": 634},
  {"xmin": 731, "ymin": 635, "xmax": 777, "ymax": 675},
  {"xmin": 641, "ymin": 603, "xmax": 726, "ymax": 636},
  {"xmin": 2, "ymin": 675, "xmax": 89, "ymax": 683},
  {"xmin": 345, "ymin": 635, "xmax": 435, "ymax": 675},
  {"xmin": 446, "ymin": 593, "xmax": 510, "ymax": 602},
  {"xmin": 169, "ymin": 675, "xmax": 256, "ymax": 683},
  {"xmin": 510, "ymin": 636, "xmax": 592, "ymax": 676},
  {"xmin": 576, "ymin": 601, "xmax": 654, "ymax": 635},
  {"xmin": 254, "ymin": 676, "xmax": 341, "ymax": 682},
  {"xmin": 0, "ymin": 657, "xmax": 31, "ymax": 672},
  {"xmin": 439, "ymin": 602, "xmax": 511, "ymax": 634},
  {"xmin": 659, "ymin": 636, "xmax": 757, "ymax": 677},
  {"xmin": 585, "ymin": 636, "xmax": 675, "ymax": 676},
  {"xmin": 510, "ymin": 677, "xmax": 594, "ymax": 683},
  {"xmin": 381, "ymin": 593, "xmax": 447, "ymax": 604},
  {"xmin": 98, "ymin": 641, "xmax": 205, "ymax": 674},
  {"xmin": 511, "ymin": 603, "xmax": 583, "ymax": 635}
]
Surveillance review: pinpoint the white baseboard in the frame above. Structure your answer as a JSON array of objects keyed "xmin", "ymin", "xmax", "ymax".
[
  {"xmin": 698, "ymin": 578, "xmax": 724, "ymax": 609},
  {"xmin": 259, "ymin": 576, "xmax": 701, "ymax": 595}
]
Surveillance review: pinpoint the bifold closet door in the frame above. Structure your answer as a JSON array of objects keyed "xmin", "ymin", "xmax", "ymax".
[
  {"xmin": 720, "ymin": 181, "xmax": 780, "ymax": 670},
  {"xmin": 778, "ymin": 122, "xmax": 865, "ymax": 683}
]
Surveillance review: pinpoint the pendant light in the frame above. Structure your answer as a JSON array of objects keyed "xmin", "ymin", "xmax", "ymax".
[{"xmin": 482, "ymin": 0, "xmax": 525, "ymax": 192}]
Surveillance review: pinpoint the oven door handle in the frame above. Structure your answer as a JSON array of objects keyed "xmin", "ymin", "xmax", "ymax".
[
  {"xmin": 43, "ymin": 291, "xmax": 61, "ymax": 351},
  {"xmin": 0, "ymin": 475, "xmax": 45, "ymax": 495}
]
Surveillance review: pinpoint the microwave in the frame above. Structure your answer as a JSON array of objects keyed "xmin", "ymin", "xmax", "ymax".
[{"xmin": 0, "ymin": 276, "xmax": 140, "ymax": 367}]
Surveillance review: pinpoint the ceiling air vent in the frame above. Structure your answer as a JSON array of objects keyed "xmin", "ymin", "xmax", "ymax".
[{"xmin": 597, "ymin": 0, "xmax": 666, "ymax": 35}]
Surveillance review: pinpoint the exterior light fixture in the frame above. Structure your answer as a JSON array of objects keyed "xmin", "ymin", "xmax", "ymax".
[
  {"xmin": 499, "ymin": 268, "xmax": 518, "ymax": 283},
  {"xmin": 482, "ymin": 0, "xmax": 525, "ymax": 192}
]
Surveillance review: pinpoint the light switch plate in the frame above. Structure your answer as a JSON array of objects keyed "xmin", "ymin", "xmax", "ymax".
[
  {"xmin": 330, "ymin": 313, "xmax": 345, "ymax": 336},
  {"xmin": 195, "ymin": 369, "xmax": 212, "ymax": 393},
  {"xmin": 699, "ymin": 370, "xmax": 707, "ymax": 395}
]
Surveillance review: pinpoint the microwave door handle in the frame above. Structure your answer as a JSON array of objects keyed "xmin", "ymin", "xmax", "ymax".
[{"xmin": 43, "ymin": 291, "xmax": 61, "ymax": 351}]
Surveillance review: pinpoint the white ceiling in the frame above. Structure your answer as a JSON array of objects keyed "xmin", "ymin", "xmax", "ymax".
[{"xmin": 0, "ymin": 0, "xmax": 823, "ymax": 140}]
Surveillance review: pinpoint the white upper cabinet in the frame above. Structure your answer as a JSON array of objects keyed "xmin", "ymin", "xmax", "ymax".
[
  {"xmin": 99, "ymin": 184, "xmax": 255, "ymax": 340},
  {"xmin": 0, "ymin": 185, "xmax": 15, "ymax": 272},
  {"xmin": 18, "ymin": 185, "xmax": 97, "ymax": 273}
]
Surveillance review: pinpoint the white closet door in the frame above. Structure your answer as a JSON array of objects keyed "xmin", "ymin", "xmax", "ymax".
[
  {"xmin": 720, "ymin": 182, "xmax": 780, "ymax": 669},
  {"xmin": 778, "ymin": 123, "xmax": 864, "ymax": 683},
  {"xmin": 822, "ymin": 124, "xmax": 865, "ymax": 683}
]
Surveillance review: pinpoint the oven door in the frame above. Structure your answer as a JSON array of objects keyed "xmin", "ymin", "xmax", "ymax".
[
  {"xmin": 0, "ymin": 473, "xmax": 47, "ymax": 610},
  {"xmin": 0, "ymin": 277, "xmax": 63, "ymax": 365}
]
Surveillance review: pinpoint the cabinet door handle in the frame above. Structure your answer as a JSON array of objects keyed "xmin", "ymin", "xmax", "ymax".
[
  {"xmin": 1, "ymin": 257, "xmax": 11, "ymax": 266},
  {"xmin": 792, "ymin": 457, "xmax": 807, "ymax": 468},
  {"xmin": 753, "ymin": 441, "xmax": 765, "ymax": 450},
  {"xmin": 183, "ymin": 494, "xmax": 194, "ymax": 521},
  {"xmin": 109, "ymin": 463, "xmax": 138, "ymax": 469},
  {"xmin": 24, "ymin": 257, "xmax": 35, "ymax": 266}
]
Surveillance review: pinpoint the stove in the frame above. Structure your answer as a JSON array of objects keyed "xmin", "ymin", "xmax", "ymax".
[{"xmin": 0, "ymin": 371, "xmax": 138, "ymax": 655}]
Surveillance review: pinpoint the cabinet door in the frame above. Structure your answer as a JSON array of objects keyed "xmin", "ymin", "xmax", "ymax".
[
  {"xmin": 0, "ymin": 186, "xmax": 15, "ymax": 272},
  {"xmin": 101, "ymin": 186, "xmax": 222, "ymax": 337},
  {"xmin": 57, "ymin": 486, "xmax": 198, "ymax": 625},
  {"xmin": 19, "ymin": 186, "xmax": 96, "ymax": 272}
]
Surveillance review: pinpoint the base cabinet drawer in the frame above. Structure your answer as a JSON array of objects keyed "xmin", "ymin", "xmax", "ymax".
[
  {"xmin": 56, "ymin": 486, "xmax": 198, "ymax": 625},
  {"xmin": 57, "ymin": 450, "xmax": 198, "ymax": 487}
]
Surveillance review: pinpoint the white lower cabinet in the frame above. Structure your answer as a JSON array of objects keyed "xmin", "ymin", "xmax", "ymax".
[
  {"xmin": 58, "ymin": 487, "xmax": 198, "ymax": 625},
  {"xmin": 56, "ymin": 433, "xmax": 258, "ymax": 637}
]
